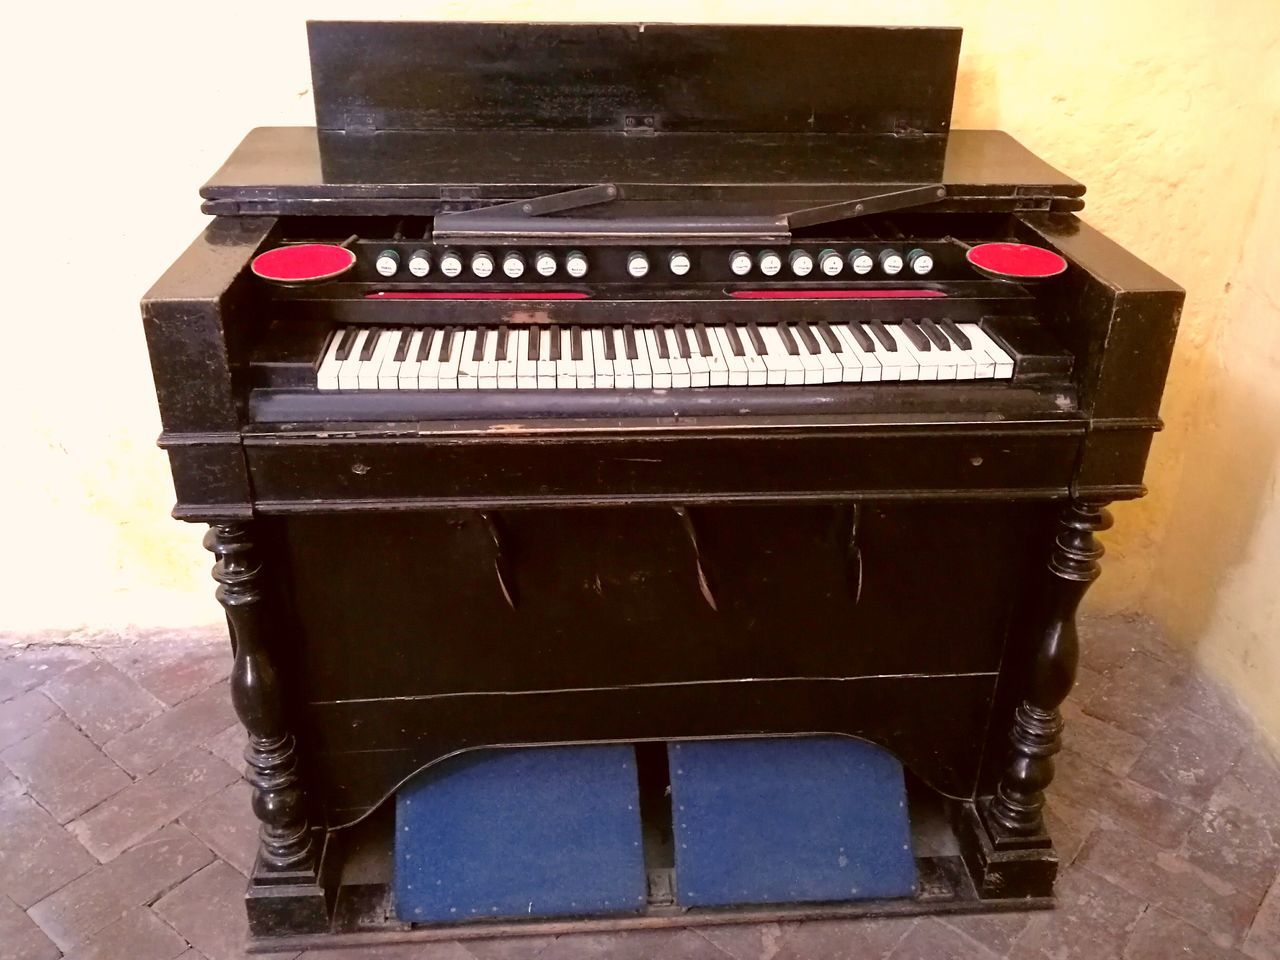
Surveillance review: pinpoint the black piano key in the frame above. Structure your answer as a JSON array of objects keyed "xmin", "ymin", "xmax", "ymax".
[
  {"xmin": 674, "ymin": 324, "xmax": 692, "ymax": 359},
  {"xmin": 603, "ymin": 327, "xmax": 617, "ymax": 361},
  {"xmin": 528, "ymin": 326, "xmax": 540, "ymax": 361},
  {"xmin": 901, "ymin": 320, "xmax": 931, "ymax": 351},
  {"xmin": 868, "ymin": 320, "xmax": 897, "ymax": 352},
  {"xmin": 571, "ymin": 326, "xmax": 584, "ymax": 361},
  {"xmin": 694, "ymin": 323, "xmax": 713, "ymax": 357},
  {"xmin": 415, "ymin": 327, "xmax": 436, "ymax": 363},
  {"xmin": 725, "ymin": 323, "xmax": 745, "ymax": 357},
  {"xmin": 777, "ymin": 323, "xmax": 800, "ymax": 356},
  {"xmin": 920, "ymin": 318, "xmax": 951, "ymax": 351},
  {"xmin": 623, "ymin": 325, "xmax": 639, "ymax": 360},
  {"xmin": 334, "ymin": 327, "xmax": 359, "ymax": 361},
  {"xmin": 816, "ymin": 321, "xmax": 843, "ymax": 353},
  {"xmin": 358, "ymin": 327, "xmax": 382, "ymax": 361},
  {"xmin": 845, "ymin": 322, "xmax": 876, "ymax": 352},
  {"xmin": 392, "ymin": 327, "xmax": 413, "ymax": 363},
  {"xmin": 495, "ymin": 325, "xmax": 510, "ymax": 361},
  {"xmin": 438, "ymin": 327, "xmax": 456, "ymax": 363},
  {"xmin": 469, "ymin": 328, "xmax": 487, "ymax": 362},
  {"xmin": 654, "ymin": 324, "xmax": 671, "ymax": 359},
  {"xmin": 940, "ymin": 318, "xmax": 972, "ymax": 351},
  {"xmin": 549, "ymin": 325, "xmax": 562, "ymax": 362},
  {"xmin": 795, "ymin": 321, "xmax": 822, "ymax": 354},
  {"xmin": 746, "ymin": 322, "xmax": 769, "ymax": 355}
]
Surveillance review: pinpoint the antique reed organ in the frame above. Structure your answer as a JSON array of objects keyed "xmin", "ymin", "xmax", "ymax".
[{"xmin": 142, "ymin": 22, "xmax": 1182, "ymax": 949}]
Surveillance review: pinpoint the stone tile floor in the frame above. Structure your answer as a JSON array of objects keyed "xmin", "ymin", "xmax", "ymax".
[{"xmin": 0, "ymin": 615, "xmax": 1277, "ymax": 960}]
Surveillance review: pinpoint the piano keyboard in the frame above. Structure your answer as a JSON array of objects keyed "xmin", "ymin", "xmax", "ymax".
[{"xmin": 316, "ymin": 321, "xmax": 1015, "ymax": 391}]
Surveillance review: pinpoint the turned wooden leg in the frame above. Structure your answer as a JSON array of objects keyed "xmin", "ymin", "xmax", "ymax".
[
  {"xmin": 207, "ymin": 523, "xmax": 329, "ymax": 935},
  {"xmin": 206, "ymin": 522, "xmax": 314, "ymax": 870},
  {"xmin": 988, "ymin": 501, "xmax": 1112, "ymax": 837},
  {"xmin": 959, "ymin": 500, "xmax": 1112, "ymax": 898}
]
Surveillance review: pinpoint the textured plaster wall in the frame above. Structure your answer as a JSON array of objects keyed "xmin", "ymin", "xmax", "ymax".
[{"xmin": 1, "ymin": 3, "xmax": 1277, "ymax": 740}]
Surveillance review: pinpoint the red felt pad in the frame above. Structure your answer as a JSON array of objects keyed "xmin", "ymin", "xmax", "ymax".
[
  {"xmin": 730, "ymin": 289, "xmax": 947, "ymax": 300},
  {"xmin": 251, "ymin": 244, "xmax": 356, "ymax": 283},
  {"xmin": 966, "ymin": 242, "xmax": 1067, "ymax": 279},
  {"xmin": 364, "ymin": 291, "xmax": 590, "ymax": 300}
]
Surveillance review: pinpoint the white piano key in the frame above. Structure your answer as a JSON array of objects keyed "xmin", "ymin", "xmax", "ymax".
[
  {"xmin": 734, "ymin": 326, "xmax": 769, "ymax": 386},
  {"xmin": 417, "ymin": 330, "xmax": 443, "ymax": 391},
  {"xmin": 556, "ymin": 328, "xmax": 577, "ymax": 388},
  {"xmin": 699, "ymin": 326, "xmax": 730, "ymax": 386},
  {"xmin": 955, "ymin": 323, "xmax": 995, "ymax": 379},
  {"xmin": 535, "ymin": 328, "xmax": 557, "ymax": 388},
  {"xmin": 572, "ymin": 328, "xmax": 594, "ymax": 387},
  {"xmin": 759, "ymin": 326, "xmax": 805, "ymax": 385},
  {"xmin": 611, "ymin": 329, "xmax": 634, "ymax": 389},
  {"xmin": 590, "ymin": 329, "xmax": 613, "ymax": 389},
  {"xmin": 515, "ymin": 330, "xmax": 538, "ymax": 388},
  {"xmin": 802, "ymin": 324, "xmax": 843, "ymax": 383},
  {"xmin": 662, "ymin": 328, "xmax": 692, "ymax": 388},
  {"xmin": 679, "ymin": 327, "xmax": 711, "ymax": 387},
  {"xmin": 317, "ymin": 329, "xmax": 344, "ymax": 391},
  {"xmin": 337, "ymin": 329, "xmax": 370, "ymax": 391},
  {"xmin": 359, "ymin": 330, "xmax": 394, "ymax": 390},
  {"xmin": 436, "ymin": 329, "xmax": 461, "ymax": 389},
  {"xmin": 495, "ymin": 329, "xmax": 519, "ymax": 389},
  {"xmin": 882, "ymin": 325, "xmax": 922, "ymax": 381},
  {"xmin": 397, "ymin": 330, "xmax": 426, "ymax": 390},
  {"xmin": 377, "ymin": 329, "xmax": 408, "ymax": 389},
  {"xmin": 833, "ymin": 325, "xmax": 880, "ymax": 382},
  {"xmin": 713, "ymin": 326, "xmax": 749, "ymax": 386},
  {"xmin": 750, "ymin": 326, "xmax": 787, "ymax": 385},
  {"xmin": 920, "ymin": 322, "xmax": 959, "ymax": 380},
  {"xmin": 820, "ymin": 326, "xmax": 863, "ymax": 383},
  {"xmin": 627, "ymin": 328, "xmax": 651, "ymax": 388},
  {"xmin": 964, "ymin": 324, "xmax": 1015, "ymax": 379},
  {"xmin": 457, "ymin": 329, "xmax": 480, "ymax": 389},
  {"xmin": 643, "ymin": 328, "xmax": 671, "ymax": 388},
  {"xmin": 477, "ymin": 328, "xmax": 500, "ymax": 389}
]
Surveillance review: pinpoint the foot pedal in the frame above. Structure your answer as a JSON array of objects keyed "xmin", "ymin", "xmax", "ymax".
[{"xmin": 667, "ymin": 737, "xmax": 916, "ymax": 907}]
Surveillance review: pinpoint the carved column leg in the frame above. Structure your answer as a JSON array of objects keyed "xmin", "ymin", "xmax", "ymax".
[
  {"xmin": 206, "ymin": 523, "xmax": 330, "ymax": 935},
  {"xmin": 958, "ymin": 500, "xmax": 1112, "ymax": 898}
]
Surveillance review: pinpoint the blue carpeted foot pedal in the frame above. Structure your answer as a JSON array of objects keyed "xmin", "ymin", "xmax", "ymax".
[
  {"xmin": 394, "ymin": 745, "xmax": 646, "ymax": 923},
  {"xmin": 668, "ymin": 736, "xmax": 917, "ymax": 907}
]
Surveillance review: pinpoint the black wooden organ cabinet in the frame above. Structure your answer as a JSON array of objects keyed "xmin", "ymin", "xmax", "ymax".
[{"xmin": 142, "ymin": 21, "xmax": 1183, "ymax": 950}]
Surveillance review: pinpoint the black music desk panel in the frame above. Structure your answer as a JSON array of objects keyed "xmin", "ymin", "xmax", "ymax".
[{"xmin": 141, "ymin": 21, "xmax": 1183, "ymax": 950}]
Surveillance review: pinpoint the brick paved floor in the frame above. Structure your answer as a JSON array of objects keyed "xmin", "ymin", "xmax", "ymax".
[{"xmin": 1, "ymin": 614, "xmax": 1277, "ymax": 960}]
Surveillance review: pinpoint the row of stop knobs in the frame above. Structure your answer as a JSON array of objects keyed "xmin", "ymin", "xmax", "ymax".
[{"xmin": 374, "ymin": 246, "xmax": 935, "ymax": 280}]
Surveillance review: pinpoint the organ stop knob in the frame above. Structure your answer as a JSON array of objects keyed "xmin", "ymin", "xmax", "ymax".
[
  {"xmin": 729, "ymin": 250, "xmax": 753, "ymax": 276},
  {"xmin": 565, "ymin": 250, "xmax": 589, "ymax": 278},
  {"xmin": 848, "ymin": 248, "xmax": 874, "ymax": 275},
  {"xmin": 439, "ymin": 250, "xmax": 464, "ymax": 277},
  {"xmin": 471, "ymin": 251, "xmax": 495, "ymax": 278},
  {"xmin": 668, "ymin": 250, "xmax": 692, "ymax": 276},
  {"xmin": 757, "ymin": 250, "xmax": 782, "ymax": 276},
  {"xmin": 819, "ymin": 249, "xmax": 844, "ymax": 276},
  {"xmin": 907, "ymin": 248, "xmax": 934, "ymax": 275},
  {"xmin": 880, "ymin": 249, "xmax": 904, "ymax": 275},
  {"xmin": 502, "ymin": 251, "xmax": 526, "ymax": 278},
  {"xmin": 534, "ymin": 250, "xmax": 558, "ymax": 277},
  {"xmin": 375, "ymin": 249, "xmax": 400, "ymax": 277},
  {"xmin": 627, "ymin": 251, "xmax": 650, "ymax": 278},
  {"xmin": 408, "ymin": 250, "xmax": 431, "ymax": 277},
  {"xmin": 789, "ymin": 249, "xmax": 814, "ymax": 277}
]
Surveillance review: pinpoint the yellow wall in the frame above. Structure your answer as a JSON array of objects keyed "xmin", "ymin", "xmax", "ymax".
[{"xmin": 3, "ymin": 4, "xmax": 1278, "ymax": 743}]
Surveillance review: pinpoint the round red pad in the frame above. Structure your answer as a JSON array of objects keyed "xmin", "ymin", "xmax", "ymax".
[
  {"xmin": 966, "ymin": 242, "xmax": 1067, "ymax": 280},
  {"xmin": 251, "ymin": 244, "xmax": 356, "ymax": 283}
]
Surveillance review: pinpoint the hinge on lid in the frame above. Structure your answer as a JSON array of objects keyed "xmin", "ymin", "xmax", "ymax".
[
  {"xmin": 623, "ymin": 114, "xmax": 657, "ymax": 136},
  {"xmin": 343, "ymin": 112, "xmax": 378, "ymax": 135}
]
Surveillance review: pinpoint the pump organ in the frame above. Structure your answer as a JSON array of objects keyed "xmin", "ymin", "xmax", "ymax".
[{"xmin": 142, "ymin": 21, "xmax": 1182, "ymax": 947}]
